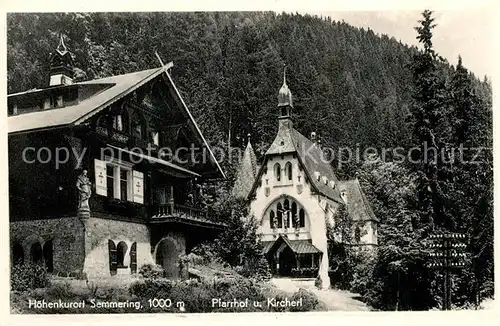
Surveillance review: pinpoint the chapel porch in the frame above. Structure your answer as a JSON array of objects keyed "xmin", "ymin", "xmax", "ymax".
[{"xmin": 263, "ymin": 235, "xmax": 322, "ymax": 278}]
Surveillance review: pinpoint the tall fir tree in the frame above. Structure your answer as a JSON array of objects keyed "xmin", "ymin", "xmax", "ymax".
[{"xmin": 409, "ymin": 10, "xmax": 451, "ymax": 230}]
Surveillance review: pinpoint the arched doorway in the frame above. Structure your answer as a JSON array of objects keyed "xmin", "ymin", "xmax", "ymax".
[
  {"xmin": 116, "ymin": 241, "xmax": 128, "ymax": 268},
  {"xmin": 43, "ymin": 240, "xmax": 53, "ymax": 273},
  {"xmin": 12, "ymin": 243, "xmax": 24, "ymax": 265},
  {"xmin": 30, "ymin": 242, "xmax": 43, "ymax": 265},
  {"xmin": 278, "ymin": 246, "xmax": 296, "ymax": 277},
  {"xmin": 156, "ymin": 237, "xmax": 181, "ymax": 279}
]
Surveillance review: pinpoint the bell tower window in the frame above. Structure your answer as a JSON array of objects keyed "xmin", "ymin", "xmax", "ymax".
[
  {"xmin": 285, "ymin": 162, "xmax": 292, "ymax": 181},
  {"xmin": 274, "ymin": 163, "xmax": 281, "ymax": 182}
]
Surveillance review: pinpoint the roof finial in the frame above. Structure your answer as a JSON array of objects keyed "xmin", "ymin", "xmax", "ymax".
[
  {"xmin": 56, "ymin": 34, "xmax": 68, "ymax": 54},
  {"xmin": 247, "ymin": 133, "xmax": 252, "ymax": 144},
  {"xmin": 283, "ymin": 64, "xmax": 287, "ymax": 86}
]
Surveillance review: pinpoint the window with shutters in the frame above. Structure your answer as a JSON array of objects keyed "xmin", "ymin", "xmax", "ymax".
[
  {"xmin": 130, "ymin": 242, "xmax": 137, "ymax": 274},
  {"xmin": 108, "ymin": 240, "xmax": 117, "ymax": 275},
  {"xmin": 120, "ymin": 169, "xmax": 129, "ymax": 201},
  {"xmin": 95, "ymin": 159, "xmax": 144, "ymax": 204},
  {"xmin": 106, "ymin": 164, "xmax": 114, "ymax": 198},
  {"xmin": 116, "ymin": 241, "xmax": 128, "ymax": 268}
]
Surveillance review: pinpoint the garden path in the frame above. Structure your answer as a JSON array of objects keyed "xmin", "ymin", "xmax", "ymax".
[{"xmin": 270, "ymin": 277, "xmax": 370, "ymax": 311}]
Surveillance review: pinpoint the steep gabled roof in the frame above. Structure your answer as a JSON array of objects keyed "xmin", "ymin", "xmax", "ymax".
[
  {"xmin": 232, "ymin": 141, "xmax": 258, "ymax": 198},
  {"xmin": 7, "ymin": 64, "xmax": 225, "ymax": 178},
  {"xmin": 249, "ymin": 125, "xmax": 344, "ymax": 204},
  {"xmin": 337, "ymin": 179, "xmax": 378, "ymax": 222},
  {"xmin": 8, "ymin": 67, "xmax": 164, "ymax": 133},
  {"xmin": 291, "ymin": 129, "xmax": 342, "ymax": 202}
]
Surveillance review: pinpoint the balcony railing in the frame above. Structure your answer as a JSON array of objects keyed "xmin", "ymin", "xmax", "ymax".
[{"xmin": 152, "ymin": 203, "xmax": 208, "ymax": 221}]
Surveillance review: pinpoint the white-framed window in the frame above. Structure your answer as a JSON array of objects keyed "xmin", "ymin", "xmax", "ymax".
[
  {"xmin": 94, "ymin": 158, "xmax": 144, "ymax": 204},
  {"xmin": 106, "ymin": 163, "xmax": 132, "ymax": 201}
]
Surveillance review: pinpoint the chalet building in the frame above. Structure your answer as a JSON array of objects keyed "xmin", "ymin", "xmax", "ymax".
[
  {"xmin": 233, "ymin": 71, "xmax": 378, "ymax": 288},
  {"xmin": 8, "ymin": 37, "xmax": 225, "ymax": 279}
]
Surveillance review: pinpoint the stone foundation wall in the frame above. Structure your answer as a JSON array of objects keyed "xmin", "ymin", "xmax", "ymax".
[
  {"xmin": 10, "ymin": 217, "xmax": 85, "ymax": 276},
  {"xmin": 82, "ymin": 218, "xmax": 154, "ymax": 278}
]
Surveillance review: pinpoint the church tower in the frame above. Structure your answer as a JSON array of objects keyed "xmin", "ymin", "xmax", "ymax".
[
  {"xmin": 49, "ymin": 35, "xmax": 74, "ymax": 86},
  {"xmin": 277, "ymin": 65, "xmax": 293, "ymax": 130}
]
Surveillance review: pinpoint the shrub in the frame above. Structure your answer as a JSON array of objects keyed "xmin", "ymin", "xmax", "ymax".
[
  {"xmin": 11, "ymin": 262, "xmax": 50, "ymax": 292},
  {"xmin": 44, "ymin": 281, "xmax": 72, "ymax": 298},
  {"xmin": 129, "ymin": 277, "xmax": 274, "ymax": 313},
  {"xmin": 129, "ymin": 278, "xmax": 174, "ymax": 298},
  {"xmin": 290, "ymin": 288, "xmax": 319, "ymax": 312},
  {"xmin": 314, "ymin": 275, "xmax": 323, "ymax": 289},
  {"xmin": 238, "ymin": 256, "xmax": 272, "ymax": 281},
  {"xmin": 138, "ymin": 263, "xmax": 164, "ymax": 279}
]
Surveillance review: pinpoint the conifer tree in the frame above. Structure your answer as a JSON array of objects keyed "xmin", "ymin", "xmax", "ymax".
[
  {"xmin": 409, "ymin": 10, "xmax": 450, "ymax": 230},
  {"xmin": 448, "ymin": 56, "xmax": 494, "ymax": 306}
]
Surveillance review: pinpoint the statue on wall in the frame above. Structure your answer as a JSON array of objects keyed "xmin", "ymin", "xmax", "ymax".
[{"xmin": 76, "ymin": 169, "xmax": 92, "ymax": 218}]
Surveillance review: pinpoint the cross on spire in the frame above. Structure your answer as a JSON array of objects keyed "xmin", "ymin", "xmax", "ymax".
[{"xmin": 283, "ymin": 64, "xmax": 287, "ymax": 86}]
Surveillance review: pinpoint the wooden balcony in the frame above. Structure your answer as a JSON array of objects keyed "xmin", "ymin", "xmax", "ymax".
[
  {"xmin": 150, "ymin": 203, "xmax": 225, "ymax": 230},
  {"xmin": 152, "ymin": 203, "xmax": 207, "ymax": 220}
]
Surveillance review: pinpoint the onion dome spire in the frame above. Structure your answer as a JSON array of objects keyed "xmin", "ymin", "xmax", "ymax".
[{"xmin": 278, "ymin": 64, "xmax": 293, "ymax": 108}]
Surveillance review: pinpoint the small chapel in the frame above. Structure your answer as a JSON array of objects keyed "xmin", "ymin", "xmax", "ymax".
[{"xmin": 232, "ymin": 70, "xmax": 378, "ymax": 288}]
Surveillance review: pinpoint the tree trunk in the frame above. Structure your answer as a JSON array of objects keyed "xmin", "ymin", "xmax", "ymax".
[{"xmin": 395, "ymin": 272, "xmax": 400, "ymax": 311}]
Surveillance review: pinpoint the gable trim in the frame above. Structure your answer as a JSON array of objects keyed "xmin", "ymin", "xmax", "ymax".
[
  {"xmin": 162, "ymin": 71, "xmax": 225, "ymax": 179},
  {"xmin": 247, "ymin": 153, "xmax": 344, "ymax": 205}
]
